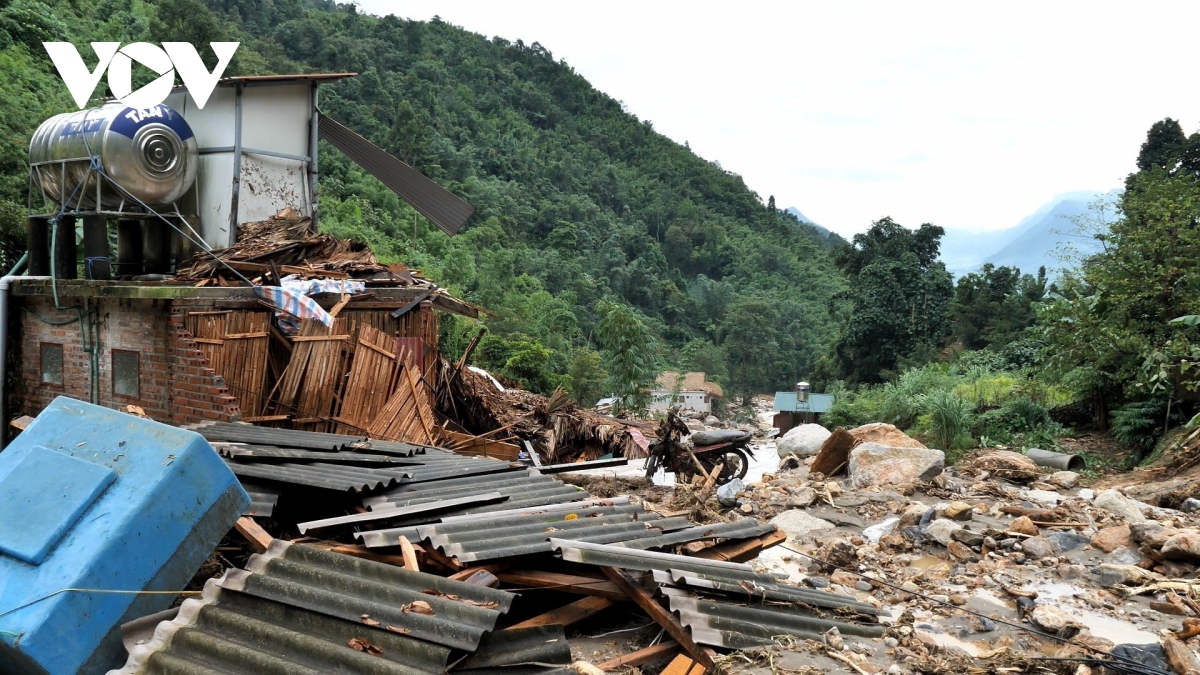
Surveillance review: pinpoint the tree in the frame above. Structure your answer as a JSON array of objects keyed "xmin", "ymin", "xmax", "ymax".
[
  {"xmin": 830, "ymin": 218, "xmax": 954, "ymax": 383},
  {"xmin": 595, "ymin": 300, "xmax": 659, "ymax": 414},
  {"xmin": 564, "ymin": 348, "xmax": 607, "ymax": 407},
  {"xmin": 951, "ymin": 264, "xmax": 1045, "ymax": 350},
  {"xmin": 720, "ymin": 297, "xmax": 783, "ymax": 398}
]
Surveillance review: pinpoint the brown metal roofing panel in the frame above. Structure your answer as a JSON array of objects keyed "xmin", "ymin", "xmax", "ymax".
[{"xmin": 319, "ymin": 113, "xmax": 474, "ymax": 235}]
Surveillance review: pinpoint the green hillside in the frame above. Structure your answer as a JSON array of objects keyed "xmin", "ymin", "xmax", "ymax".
[{"xmin": 0, "ymin": 0, "xmax": 847, "ymax": 403}]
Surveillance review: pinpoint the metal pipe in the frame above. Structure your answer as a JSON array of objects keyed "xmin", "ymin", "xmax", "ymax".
[
  {"xmin": 227, "ymin": 83, "xmax": 244, "ymax": 247},
  {"xmin": 309, "ymin": 82, "xmax": 320, "ymax": 233},
  {"xmin": 1025, "ymin": 448, "xmax": 1084, "ymax": 472},
  {"xmin": 0, "ymin": 275, "xmax": 52, "ymax": 448}
]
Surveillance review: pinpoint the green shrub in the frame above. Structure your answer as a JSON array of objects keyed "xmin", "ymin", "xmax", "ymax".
[{"xmin": 925, "ymin": 390, "xmax": 974, "ymax": 452}]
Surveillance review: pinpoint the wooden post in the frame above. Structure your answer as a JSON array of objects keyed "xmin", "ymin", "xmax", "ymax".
[{"xmin": 601, "ymin": 567, "xmax": 714, "ymax": 670}]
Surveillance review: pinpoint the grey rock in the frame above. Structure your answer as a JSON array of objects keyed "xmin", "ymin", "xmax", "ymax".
[
  {"xmin": 1043, "ymin": 531, "xmax": 1090, "ymax": 553},
  {"xmin": 1094, "ymin": 489, "xmax": 1147, "ymax": 524},
  {"xmin": 776, "ymin": 423, "xmax": 831, "ymax": 458},
  {"xmin": 950, "ymin": 528, "xmax": 985, "ymax": 547},
  {"xmin": 1049, "ymin": 471, "xmax": 1081, "ymax": 489},
  {"xmin": 848, "ymin": 443, "xmax": 945, "ymax": 488},
  {"xmin": 854, "ymin": 580, "xmax": 874, "ymax": 592},
  {"xmin": 716, "ymin": 478, "xmax": 744, "ymax": 506},
  {"xmin": 1182, "ymin": 498, "xmax": 1200, "ymax": 514},
  {"xmin": 803, "ymin": 576, "xmax": 829, "ymax": 589},
  {"xmin": 770, "ymin": 510, "xmax": 836, "ymax": 538},
  {"xmin": 925, "ymin": 519, "xmax": 963, "ymax": 547},
  {"xmin": 1019, "ymin": 536, "xmax": 1054, "ymax": 560}
]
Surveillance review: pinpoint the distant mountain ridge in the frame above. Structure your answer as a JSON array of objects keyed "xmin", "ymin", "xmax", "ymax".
[
  {"xmin": 784, "ymin": 206, "xmax": 833, "ymax": 238},
  {"xmin": 939, "ymin": 190, "xmax": 1117, "ymax": 276}
]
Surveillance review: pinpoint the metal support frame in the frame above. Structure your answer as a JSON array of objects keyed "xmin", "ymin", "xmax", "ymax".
[
  {"xmin": 227, "ymin": 82, "xmax": 244, "ymax": 247},
  {"xmin": 309, "ymin": 83, "xmax": 320, "ymax": 233}
]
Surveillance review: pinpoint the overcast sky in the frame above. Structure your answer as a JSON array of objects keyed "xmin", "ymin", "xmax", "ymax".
[{"xmin": 359, "ymin": 1, "xmax": 1200, "ymax": 237}]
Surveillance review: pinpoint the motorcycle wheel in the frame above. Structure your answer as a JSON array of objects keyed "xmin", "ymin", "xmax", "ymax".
[{"xmin": 712, "ymin": 448, "xmax": 751, "ymax": 484}]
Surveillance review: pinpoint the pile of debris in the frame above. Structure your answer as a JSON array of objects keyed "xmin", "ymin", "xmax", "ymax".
[
  {"xmin": 175, "ymin": 208, "xmax": 431, "ymax": 287},
  {"xmin": 439, "ymin": 363, "xmax": 649, "ymax": 462}
]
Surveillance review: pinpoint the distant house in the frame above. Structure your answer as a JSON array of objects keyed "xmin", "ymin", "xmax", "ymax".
[
  {"xmin": 773, "ymin": 391, "xmax": 834, "ymax": 433},
  {"xmin": 650, "ymin": 372, "xmax": 723, "ymax": 414}
]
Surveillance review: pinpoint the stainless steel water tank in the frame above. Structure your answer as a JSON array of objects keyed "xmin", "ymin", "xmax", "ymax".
[{"xmin": 29, "ymin": 103, "xmax": 198, "ymax": 210}]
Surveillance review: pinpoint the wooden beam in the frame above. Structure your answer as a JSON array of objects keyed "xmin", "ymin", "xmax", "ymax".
[
  {"xmin": 601, "ymin": 567, "xmax": 713, "ymax": 670},
  {"xmin": 596, "ymin": 641, "xmax": 681, "ymax": 671},
  {"xmin": 398, "ymin": 537, "xmax": 420, "ymax": 572},
  {"xmin": 234, "ymin": 516, "xmax": 273, "ymax": 553},
  {"xmin": 498, "ymin": 570, "xmax": 627, "ymax": 601},
  {"xmin": 456, "ymin": 569, "xmax": 500, "ymax": 588},
  {"xmin": 506, "ymin": 596, "xmax": 614, "ymax": 631},
  {"xmin": 661, "ymin": 654, "xmax": 706, "ymax": 675},
  {"xmin": 692, "ymin": 529, "xmax": 786, "ymax": 563},
  {"xmin": 446, "ymin": 562, "xmax": 510, "ymax": 581}
]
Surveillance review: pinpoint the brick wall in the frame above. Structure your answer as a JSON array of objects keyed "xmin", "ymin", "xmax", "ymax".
[{"xmin": 13, "ymin": 296, "xmax": 241, "ymax": 425}]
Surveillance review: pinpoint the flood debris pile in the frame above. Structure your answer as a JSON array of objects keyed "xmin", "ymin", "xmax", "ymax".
[
  {"xmin": 697, "ymin": 421, "xmax": 1200, "ymax": 674},
  {"xmin": 4, "ymin": 398, "xmax": 852, "ymax": 675},
  {"xmin": 175, "ymin": 207, "xmax": 430, "ymax": 286},
  {"xmin": 439, "ymin": 364, "xmax": 649, "ymax": 462}
]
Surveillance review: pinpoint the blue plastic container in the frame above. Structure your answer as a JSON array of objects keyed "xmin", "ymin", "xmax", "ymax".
[{"xmin": 0, "ymin": 397, "xmax": 249, "ymax": 674}]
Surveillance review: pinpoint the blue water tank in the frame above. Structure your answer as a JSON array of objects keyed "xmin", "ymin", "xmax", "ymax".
[{"xmin": 0, "ymin": 397, "xmax": 249, "ymax": 674}]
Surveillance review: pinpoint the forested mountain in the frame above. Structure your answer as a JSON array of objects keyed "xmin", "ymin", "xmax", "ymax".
[{"xmin": 0, "ymin": 0, "xmax": 847, "ymax": 403}]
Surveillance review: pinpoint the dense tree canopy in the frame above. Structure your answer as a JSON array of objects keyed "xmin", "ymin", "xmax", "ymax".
[{"xmin": 825, "ymin": 218, "xmax": 953, "ymax": 383}]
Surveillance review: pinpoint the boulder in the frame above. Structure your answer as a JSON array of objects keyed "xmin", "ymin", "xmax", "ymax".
[
  {"xmin": 1008, "ymin": 516, "xmax": 1039, "ymax": 536},
  {"xmin": 715, "ymin": 478, "xmax": 744, "ymax": 507},
  {"xmin": 1094, "ymin": 489, "xmax": 1147, "ymax": 524},
  {"xmin": 1043, "ymin": 531, "xmax": 1090, "ymax": 553},
  {"xmin": 925, "ymin": 518, "xmax": 963, "ymax": 546},
  {"xmin": 971, "ymin": 451, "xmax": 1040, "ymax": 483},
  {"xmin": 943, "ymin": 501, "xmax": 974, "ymax": 521},
  {"xmin": 770, "ymin": 510, "xmax": 835, "ymax": 539},
  {"xmin": 776, "ymin": 424, "xmax": 831, "ymax": 458},
  {"xmin": 1030, "ymin": 605, "xmax": 1079, "ymax": 635},
  {"xmin": 848, "ymin": 442, "xmax": 945, "ymax": 488},
  {"xmin": 1048, "ymin": 471, "xmax": 1080, "ymax": 489},
  {"xmin": 1160, "ymin": 531, "xmax": 1200, "ymax": 562},
  {"xmin": 848, "ymin": 423, "xmax": 926, "ymax": 448},
  {"xmin": 1091, "ymin": 525, "xmax": 1133, "ymax": 553},
  {"xmin": 810, "ymin": 427, "xmax": 857, "ymax": 476},
  {"xmin": 1020, "ymin": 536, "xmax": 1054, "ymax": 560},
  {"xmin": 703, "ymin": 415, "xmax": 720, "ymax": 426}
]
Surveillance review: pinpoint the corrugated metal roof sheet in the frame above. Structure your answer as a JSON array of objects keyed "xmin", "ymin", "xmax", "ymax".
[
  {"xmin": 224, "ymin": 460, "xmax": 408, "ymax": 493},
  {"xmin": 196, "ymin": 423, "xmax": 373, "ymax": 452},
  {"xmin": 772, "ymin": 392, "xmax": 835, "ymax": 413},
  {"xmin": 454, "ymin": 626, "xmax": 572, "ymax": 671},
  {"xmin": 319, "ymin": 113, "xmax": 474, "ymax": 236},
  {"xmin": 357, "ymin": 498, "xmax": 629, "ymax": 549},
  {"xmin": 112, "ymin": 580, "xmax": 451, "ymax": 674},
  {"xmin": 416, "ymin": 505, "xmax": 693, "ymax": 563},
  {"xmin": 616, "ymin": 520, "xmax": 777, "ymax": 551},
  {"xmin": 220, "ymin": 541, "xmax": 513, "ymax": 652},
  {"xmin": 240, "ymin": 481, "xmax": 280, "ymax": 518},
  {"xmin": 548, "ymin": 540, "xmax": 883, "ymax": 651},
  {"xmin": 297, "ymin": 492, "xmax": 508, "ymax": 535}
]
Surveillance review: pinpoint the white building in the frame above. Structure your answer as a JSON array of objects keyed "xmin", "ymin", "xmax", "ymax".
[{"xmin": 650, "ymin": 371, "xmax": 724, "ymax": 414}]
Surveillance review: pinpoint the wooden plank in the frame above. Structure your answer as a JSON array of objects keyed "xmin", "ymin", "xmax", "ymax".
[
  {"xmin": 304, "ymin": 542, "xmax": 425, "ymax": 568},
  {"xmin": 291, "ymin": 335, "xmax": 350, "ymax": 342},
  {"xmin": 692, "ymin": 529, "xmax": 786, "ymax": 563},
  {"xmin": 241, "ymin": 415, "xmax": 291, "ymax": 423},
  {"xmin": 506, "ymin": 596, "xmax": 614, "ymax": 631},
  {"xmin": 661, "ymin": 654, "xmax": 706, "ymax": 675},
  {"xmin": 9, "ymin": 415, "xmax": 34, "ymax": 431},
  {"xmin": 223, "ymin": 332, "xmax": 269, "ymax": 339},
  {"xmin": 457, "ymin": 570, "xmax": 500, "ymax": 588},
  {"xmin": 398, "ymin": 537, "xmax": 420, "ymax": 572},
  {"xmin": 601, "ymin": 567, "xmax": 713, "ymax": 670},
  {"xmin": 234, "ymin": 517, "xmax": 273, "ymax": 553},
  {"xmin": 497, "ymin": 570, "xmax": 627, "ymax": 601},
  {"xmin": 447, "ymin": 563, "xmax": 510, "ymax": 581},
  {"xmin": 1165, "ymin": 636, "xmax": 1200, "ymax": 675},
  {"xmin": 596, "ymin": 641, "xmax": 681, "ymax": 671}
]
